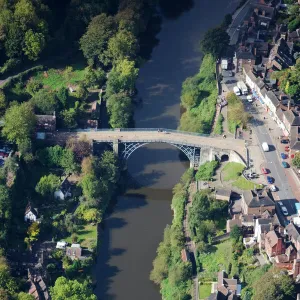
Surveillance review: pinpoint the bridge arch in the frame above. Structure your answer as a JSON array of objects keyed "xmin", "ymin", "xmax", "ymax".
[{"xmin": 106, "ymin": 141, "xmax": 201, "ymax": 168}]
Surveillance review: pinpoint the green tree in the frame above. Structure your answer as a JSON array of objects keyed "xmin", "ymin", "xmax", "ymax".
[
  {"xmin": 0, "ymin": 255, "xmax": 17, "ymax": 296},
  {"xmin": 292, "ymin": 152, "xmax": 300, "ymax": 168},
  {"xmin": 230, "ymin": 225, "xmax": 242, "ymax": 243},
  {"xmin": 253, "ymin": 267, "xmax": 295, "ymax": 300},
  {"xmin": 35, "ymin": 174, "xmax": 60, "ymax": 197},
  {"xmin": 50, "ymin": 277, "xmax": 96, "ymax": 300},
  {"xmin": 80, "ymin": 13, "xmax": 116, "ymax": 66},
  {"xmin": 80, "ymin": 174, "xmax": 101, "ymax": 201},
  {"xmin": 200, "ymin": 27, "xmax": 230, "ymax": 57},
  {"xmin": 0, "ymin": 89, "xmax": 7, "ymax": 115},
  {"xmin": 31, "ymin": 89, "xmax": 57, "ymax": 114},
  {"xmin": 195, "ymin": 160, "xmax": 219, "ymax": 181},
  {"xmin": 14, "ymin": 0, "xmax": 38, "ymax": 30},
  {"xmin": 5, "ymin": 23, "xmax": 24, "ymax": 58},
  {"xmin": 56, "ymin": 87, "xmax": 69, "ymax": 107},
  {"xmin": 106, "ymin": 59, "xmax": 139, "ymax": 97},
  {"xmin": 60, "ymin": 149, "xmax": 78, "ymax": 174},
  {"xmin": 107, "ymin": 92, "xmax": 133, "ymax": 128},
  {"xmin": 107, "ymin": 29, "xmax": 138, "ymax": 63},
  {"xmin": 25, "ymin": 222, "xmax": 40, "ymax": 246},
  {"xmin": 18, "ymin": 292, "xmax": 35, "ymax": 300},
  {"xmin": 2, "ymin": 102, "xmax": 36, "ymax": 146},
  {"xmin": 23, "ymin": 29, "xmax": 46, "ymax": 61},
  {"xmin": 83, "ymin": 66, "xmax": 106, "ymax": 88},
  {"xmin": 26, "ymin": 79, "xmax": 43, "ymax": 96},
  {"xmin": 181, "ymin": 76, "xmax": 201, "ymax": 109},
  {"xmin": 61, "ymin": 108, "xmax": 78, "ymax": 129}
]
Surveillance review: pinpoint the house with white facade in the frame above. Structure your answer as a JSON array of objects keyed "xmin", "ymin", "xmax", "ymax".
[
  {"xmin": 54, "ymin": 177, "xmax": 72, "ymax": 200},
  {"xmin": 24, "ymin": 203, "xmax": 39, "ymax": 222}
]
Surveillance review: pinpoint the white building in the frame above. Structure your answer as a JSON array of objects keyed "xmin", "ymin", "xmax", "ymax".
[
  {"xmin": 24, "ymin": 203, "xmax": 38, "ymax": 222},
  {"xmin": 54, "ymin": 177, "xmax": 72, "ymax": 200}
]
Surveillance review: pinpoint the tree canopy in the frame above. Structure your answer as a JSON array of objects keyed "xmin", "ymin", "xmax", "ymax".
[
  {"xmin": 50, "ymin": 277, "xmax": 97, "ymax": 300},
  {"xmin": 2, "ymin": 102, "xmax": 36, "ymax": 148},
  {"xmin": 200, "ymin": 27, "xmax": 230, "ymax": 58}
]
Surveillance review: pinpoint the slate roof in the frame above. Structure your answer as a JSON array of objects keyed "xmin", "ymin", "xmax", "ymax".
[
  {"xmin": 243, "ymin": 189, "xmax": 274, "ymax": 208},
  {"xmin": 36, "ymin": 114, "xmax": 56, "ymax": 132},
  {"xmin": 266, "ymin": 91, "xmax": 280, "ymax": 107},
  {"xmin": 290, "ymin": 126, "xmax": 300, "ymax": 150},
  {"xmin": 216, "ymin": 189, "xmax": 232, "ymax": 198},
  {"xmin": 60, "ymin": 178, "xmax": 71, "ymax": 194},
  {"xmin": 286, "ymin": 223, "xmax": 300, "ymax": 241},
  {"xmin": 25, "ymin": 203, "xmax": 38, "ymax": 217}
]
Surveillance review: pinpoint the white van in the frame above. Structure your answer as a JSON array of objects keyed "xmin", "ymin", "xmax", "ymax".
[
  {"xmin": 233, "ymin": 86, "xmax": 241, "ymax": 96},
  {"xmin": 262, "ymin": 142, "xmax": 269, "ymax": 152}
]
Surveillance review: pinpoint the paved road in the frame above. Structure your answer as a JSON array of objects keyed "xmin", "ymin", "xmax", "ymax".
[
  {"xmin": 227, "ymin": 0, "xmax": 251, "ymax": 45},
  {"xmin": 54, "ymin": 129, "xmax": 247, "ymax": 158},
  {"xmin": 246, "ymin": 100, "xmax": 297, "ymax": 219}
]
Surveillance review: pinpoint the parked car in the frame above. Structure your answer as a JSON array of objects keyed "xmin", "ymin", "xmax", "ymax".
[
  {"xmin": 281, "ymin": 139, "xmax": 289, "ymax": 144},
  {"xmin": 267, "ymin": 176, "xmax": 274, "ymax": 184},
  {"xmin": 281, "ymin": 206, "xmax": 288, "ymax": 216},
  {"xmin": 282, "ymin": 161, "xmax": 289, "ymax": 168},
  {"xmin": 246, "ymin": 95, "xmax": 253, "ymax": 102},
  {"xmin": 270, "ymin": 185, "xmax": 277, "ymax": 192},
  {"xmin": 278, "ymin": 201, "xmax": 283, "ymax": 206},
  {"xmin": 281, "ymin": 153, "xmax": 287, "ymax": 159},
  {"xmin": 285, "ymin": 146, "xmax": 290, "ymax": 152},
  {"xmin": 261, "ymin": 167, "xmax": 268, "ymax": 174}
]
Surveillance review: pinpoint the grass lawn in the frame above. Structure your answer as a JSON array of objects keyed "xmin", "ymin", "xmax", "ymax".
[
  {"xmin": 33, "ymin": 63, "xmax": 86, "ymax": 90},
  {"xmin": 199, "ymin": 283, "xmax": 212, "ymax": 299},
  {"xmin": 222, "ymin": 162, "xmax": 245, "ymax": 181},
  {"xmin": 233, "ymin": 177, "xmax": 263, "ymax": 190},
  {"xmin": 199, "ymin": 240, "xmax": 232, "ymax": 281},
  {"xmin": 65, "ymin": 223, "xmax": 97, "ymax": 248}
]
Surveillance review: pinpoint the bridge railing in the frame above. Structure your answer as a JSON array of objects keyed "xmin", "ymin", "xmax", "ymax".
[{"xmin": 58, "ymin": 128, "xmax": 210, "ymax": 137}]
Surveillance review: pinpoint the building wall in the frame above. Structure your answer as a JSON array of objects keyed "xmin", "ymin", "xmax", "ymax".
[{"xmin": 25, "ymin": 211, "xmax": 36, "ymax": 222}]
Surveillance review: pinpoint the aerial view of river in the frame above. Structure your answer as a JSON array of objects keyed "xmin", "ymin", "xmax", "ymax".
[{"xmin": 95, "ymin": 0, "xmax": 239, "ymax": 299}]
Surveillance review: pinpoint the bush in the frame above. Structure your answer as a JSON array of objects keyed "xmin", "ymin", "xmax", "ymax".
[
  {"xmin": 226, "ymin": 92, "xmax": 249, "ymax": 133},
  {"xmin": 179, "ymin": 54, "xmax": 218, "ymax": 133},
  {"xmin": 213, "ymin": 113, "xmax": 224, "ymax": 135},
  {"xmin": 195, "ymin": 160, "xmax": 219, "ymax": 181}
]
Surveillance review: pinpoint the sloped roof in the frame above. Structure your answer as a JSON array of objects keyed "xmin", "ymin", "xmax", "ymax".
[
  {"xmin": 286, "ymin": 223, "xmax": 300, "ymax": 241},
  {"xmin": 265, "ymin": 230, "xmax": 280, "ymax": 248},
  {"xmin": 25, "ymin": 203, "xmax": 38, "ymax": 217},
  {"xmin": 243, "ymin": 190, "xmax": 274, "ymax": 208},
  {"xmin": 266, "ymin": 91, "xmax": 280, "ymax": 107}
]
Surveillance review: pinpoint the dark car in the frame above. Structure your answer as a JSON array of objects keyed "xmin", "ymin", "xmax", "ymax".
[
  {"xmin": 282, "ymin": 161, "xmax": 289, "ymax": 168},
  {"xmin": 267, "ymin": 176, "xmax": 274, "ymax": 184},
  {"xmin": 281, "ymin": 152, "xmax": 287, "ymax": 159},
  {"xmin": 281, "ymin": 139, "xmax": 289, "ymax": 144}
]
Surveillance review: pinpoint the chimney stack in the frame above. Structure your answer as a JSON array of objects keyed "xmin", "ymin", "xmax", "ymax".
[{"xmin": 288, "ymin": 99, "xmax": 291, "ymax": 111}]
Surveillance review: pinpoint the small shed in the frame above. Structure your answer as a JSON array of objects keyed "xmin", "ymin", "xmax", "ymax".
[
  {"xmin": 24, "ymin": 203, "xmax": 39, "ymax": 222},
  {"xmin": 66, "ymin": 244, "xmax": 82, "ymax": 260},
  {"xmin": 56, "ymin": 241, "xmax": 67, "ymax": 249},
  {"xmin": 54, "ymin": 177, "xmax": 72, "ymax": 200},
  {"xmin": 215, "ymin": 189, "xmax": 232, "ymax": 201}
]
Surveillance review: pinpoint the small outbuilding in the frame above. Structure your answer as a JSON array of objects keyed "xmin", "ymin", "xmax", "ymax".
[
  {"xmin": 54, "ymin": 177, "xmax": 72, "ymax": 200},
  {"xmin": 56, "ymin": 241, "xmax": 67, "ymax": 249},
  {"xmin": 66, "ymin": 244, "xmax": 82, "ymax": 260},
  {"xmin": 215, "ymin": 189, "xmax": 231, "ymax": 202},
  {"xmin": 24, "ymin": 203, "xmax": 39, "ymax": 222}
]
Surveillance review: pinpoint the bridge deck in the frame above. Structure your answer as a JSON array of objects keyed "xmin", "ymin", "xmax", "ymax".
[
  {"xmin": 53, "ymin": 129, "xmax": 246, "ymax": 158},
  {"xmin": 75, "ymin": 130, "xmax": 245, "ymax": 153}
]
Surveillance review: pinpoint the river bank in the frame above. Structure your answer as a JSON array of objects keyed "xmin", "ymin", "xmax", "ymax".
[{"xmin": 95, "ymin": 1, "xmax": 240, "ymax": 299}]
